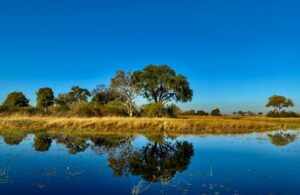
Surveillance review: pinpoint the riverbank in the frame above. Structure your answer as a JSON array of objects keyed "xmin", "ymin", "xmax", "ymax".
[{"xmin": 1, "ymin": 116, "xmax": 300, "ymax": 135}]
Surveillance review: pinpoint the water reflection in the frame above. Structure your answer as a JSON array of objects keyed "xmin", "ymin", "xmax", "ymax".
[
  {"xmin": 1, "ymin": 131, "xmax": 300, "ymax": 194},
  {"xmin": 268, "ymin": 132, "xmax": 297, "ymax": 146},
  {"xmin": 33, "ymin": 133, "xmax": 52, "ymax": 152},
  {"xmin": 108, "ymin": 136, "xmax": 194, "ymax": 184}
]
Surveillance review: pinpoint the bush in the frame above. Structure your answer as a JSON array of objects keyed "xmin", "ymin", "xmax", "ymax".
[
  {"xmin": 142, "ymin": 102, "xmax": 165, "ymax": 117},
  {"xmin": 266, "ymin": 110, "xmax": 300, "ymax": 118},
  {"xmin": 0, "ymin": 106, "xmax": 43, "ymax": 116},
  {"xmin": 102, "ymin": 101, "xmax": 127, "ymax": 117},
  {"xmin": 196, "ymin": 110, "xmax": 209, "ymax": 116},
  {"xmin": 165, "ymin": 104, "xmax": 181, "ymax": 118},
  {"xmin": 69, "ymin": 102, "xmax": 96, "ymax": 117},
  {"xmin": 48, "ymin": 105, "xmax": 70, "ymax": 116}
]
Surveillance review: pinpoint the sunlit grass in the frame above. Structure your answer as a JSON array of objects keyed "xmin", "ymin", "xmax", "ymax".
[{"xmin": 1, "ymin": 115, "xmax": 300, "ymax": 134}]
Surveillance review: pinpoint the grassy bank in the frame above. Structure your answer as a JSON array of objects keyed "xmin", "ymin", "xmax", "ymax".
[{"xmin": 1, "ymin": 116, "xmax": 300, "ymax": 135}]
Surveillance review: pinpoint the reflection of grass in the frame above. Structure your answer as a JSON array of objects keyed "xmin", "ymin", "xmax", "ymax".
[{"xmin": 0, "ymin": 116, "xmax": 300, "ymax": 135}]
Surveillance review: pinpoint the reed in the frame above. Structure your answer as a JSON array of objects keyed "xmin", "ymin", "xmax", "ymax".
[{"xmin": 0, "ymin": 116, "xmax": 300, "ymax": 135}]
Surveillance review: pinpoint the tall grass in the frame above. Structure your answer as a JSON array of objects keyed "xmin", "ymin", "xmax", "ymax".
[{"xmin": 0, "ymin": 116, "xmax": 300, "ymax": 134}]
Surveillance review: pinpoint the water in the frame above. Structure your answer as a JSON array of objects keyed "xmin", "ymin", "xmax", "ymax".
[{"xmin": 0, "ymin": 130, "xmax": 300, "ymax": 195}]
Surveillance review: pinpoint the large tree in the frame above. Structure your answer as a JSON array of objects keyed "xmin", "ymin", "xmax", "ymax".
[
  {"xmin": 36, "ymin": 87, "xmax": 54, "ymax": 112},
  {"xmin": 132, "ymin": 65, "xmax": 193, "ymax": 103},
  {"xmin": 110, "ymin": 71, "xmax": 138, "ymax": 117},
  {"xmin": 266, "ymin": 95, "xmax": 294, "ymax": 113},
  {"xmin": 3, "ymin": 92, "xmax": 29, "ymax": 107}
]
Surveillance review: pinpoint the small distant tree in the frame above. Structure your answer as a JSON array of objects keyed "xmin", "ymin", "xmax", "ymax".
[
  {"xmin": 197, "ymin": 110, "xmax": 209, "ymax": 116},
  {"xmin": 36, "ymin": 87, "xmax": 54, "ymax": 112},
  {"xmin": 3, "ymin": 92, "xmax": 29, "ymax": 107},
  {"xmin": 258, "ymin": 112, "xmax": 264, "ymax": 116},
  {"xmin": 110, "ymin": 71, "xmax": 138, "ymax": 117},
  {"xmin": 132, "ymin": 65, "xmax": 193, "ymax": 103},
  {"xmin": 266, "ymin": 95, "xmax": 294, "ymax": 113},
  {"xmin": 211, "ymin": 108, "xmax": 222, "ymax": 116}
]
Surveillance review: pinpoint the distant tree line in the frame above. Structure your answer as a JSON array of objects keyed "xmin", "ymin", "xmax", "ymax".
[{"xmin": 0, "ymin": 65, "xmax": 298, "ymax": 118}]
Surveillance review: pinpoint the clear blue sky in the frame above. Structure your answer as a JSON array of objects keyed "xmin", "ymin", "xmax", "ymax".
[{"xmin": 0, "ymin": 0, "xmax": 300, "ymax": 113}]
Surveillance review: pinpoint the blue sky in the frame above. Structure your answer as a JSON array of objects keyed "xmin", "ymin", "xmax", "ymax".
[{"xmin": 0, "ymin": 0, "xmax": 300, "ymax": 113}]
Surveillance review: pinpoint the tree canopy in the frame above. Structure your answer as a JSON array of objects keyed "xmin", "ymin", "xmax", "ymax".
[
  {"xmin": 266, "ymin": 95, "xmax": 294, "ymax": 113},
  {"xmin": 56, "ymin": 86, "xmax": 91, "ymax": 105},
  {"xmin": 132, "ymin": 65, "xmax": 193, "ymax": 103},
  {"xmin": 3, "ymin": 92, "xmax": 29, "ymax": 107},
  {"xmin": 36, "ymin": 88, "xmax": 54, "ymax": 112},
  {"xmin": 211, "ymin": 108, "xmax": 222, "ymax": 116}
]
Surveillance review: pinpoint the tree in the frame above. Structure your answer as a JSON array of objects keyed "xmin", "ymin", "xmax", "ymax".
[
  {"xmin": 3, "ymin": 92, "xmax": 29, "ymax": 107},
  {"xmin": 132, "ymin": 65, "xmax": 193, "ymax": 103},
  {"xmin": 211, "ymin": 108, "xmax": 222, "ymax": 116},
  {"xmin": 110, "ymin": 71, "xmax": 138, "ymax": 117},
  {"xmin": 197, "ymin": 110, "xmax": 209, "ymax": 116},
  {"xmin": 36, "ymin": 87, "xmax": 54, "ymax": 112},
  {"xmin": 69, "ymin": 86, "xmax": 91, "ymax": 103},
  {"xmin": 91, "ymin": 84, "xmax": 117, "ymax": 106},
  {"xmin": 55, "ymin": 86, "xmax": 91, "ymax": 105},
  {"xmin": 266, "ymin": 95, "xmax": 294, "ymax": 113}
]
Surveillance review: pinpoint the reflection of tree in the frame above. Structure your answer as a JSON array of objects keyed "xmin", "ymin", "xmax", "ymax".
[
  {"xmin": 108, "ymin": 137, "xmax": 194, "ymax": 184},
  {"xmin": 1, "ymin": 132, "xmax": 27, "ymax": 145},
  {"xmin": 55, "ymin": 135, "xmax": 89, "ymax": 154},
  {"xmin": 268, "ymin": 132, "xmax": 297, "ymax": 146},
  {"xmin": 33, "ymin": 133, "xmax": 52, "ymax": 152},
  {"xmin": 91, "ymin": 135, "xmax": 133, "ymax": 157}
]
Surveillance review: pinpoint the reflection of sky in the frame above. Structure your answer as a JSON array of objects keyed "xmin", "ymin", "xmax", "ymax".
[
  {"xmin": 0, "ymin": 132, "xmax": 300, "ymax": 194},
  {"xmin": 1, "ymin": 0, "xmax": 300, "ymax": 113}
]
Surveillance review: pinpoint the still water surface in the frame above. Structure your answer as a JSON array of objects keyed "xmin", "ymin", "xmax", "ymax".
[{"xmin": 0, "ymin": 130, "xmax": 300, "ymax": 195}]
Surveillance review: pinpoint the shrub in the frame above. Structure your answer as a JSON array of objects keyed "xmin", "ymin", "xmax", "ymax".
[
  {"xmin": 142, "ymin": 102, "xmax": 165, "ymax": 117},
  {"xmin": 102, "ymin": 101, "xmax": 128, "ymax": 117},
  {"xmin": 48, "ymin": 105, "xmax": 70, "ymax": 116},
  {"xmin": 266, "ymin": 110, "xmax": 300, "ymax": 118},
  {"xmin": 165, "ymin": 104, "xmax": 181, "ymax": 118},
  {"xmin": 0, "ymin": 106, "xmax": 43, "ymax": 116},
  {"xmin": 196, "ymin": 110, "xmax": 209, "ymax": 116},
  {"xmin": 70, "ymin": 102, "xmax": 96, "ymax": 117}
]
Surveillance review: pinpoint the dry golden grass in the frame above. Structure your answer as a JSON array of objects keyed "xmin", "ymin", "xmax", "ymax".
[{"xmin": 1, "ymin": 115, "xmax": 300, "ymax": 135}]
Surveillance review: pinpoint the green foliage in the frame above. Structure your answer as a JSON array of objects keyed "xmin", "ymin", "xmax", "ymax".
[
  {"xmin": 0, "ymin": 106, "xmax": 43, "ymax": 116},
  {"xmin": 266, "ymin": 95, "xmax": 294, "ymax": 113},
  {"xmin": 48, "ymin": 105, "xmax": 70, "ymax": 116},
  {"xmin": 165, "ymin": 104, "xmax": 181, "ymax": 118},
  {"xmin": 91, "ymin": 85, "xmax": 118, "ymax": 106},
  {"xmin": 69, "ymin": 102, "xmax": 97, "ymax": 117},
  {"xmin": 266, "ymin": 110, "xmax": 300, "ymax": 118},
  {"xmin": 196, "ymin": 110, "xmax": 209, "ymax": 116},
  {"xmin": 211, "ymin": 108, "xmax": 222, "ymax": 116},
  {"xmin": 56, "ymin": 86, "xmax": 91, "ymax": 105},
  {"xmin": 142, "ymin": 102, "xmax": 165, "ymax": 117},
  {"xmin": 132, "ymin": 65, "xmax": 193, "ymax": 103},
  {"xmin": 102, "ymin": 101, "xmax": 128, "ymax": 117},
  {"xmin": 36, "ymin": 88, "xmax": 54, "ymax": 112},
  {"xmin": 3, "ymin": 92, "xmax": 29, "ymax": 107},
  {"xmin": 110, "ymin": 71, "xmax": 138, "ymax": 117}
]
